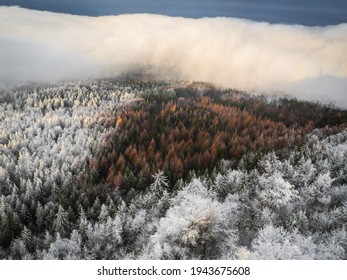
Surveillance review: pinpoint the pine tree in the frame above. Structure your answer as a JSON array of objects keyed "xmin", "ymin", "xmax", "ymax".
[
  {"xmin": 21, "ymin": 226, "xmax": 34, "ymax": 253},
  {"xmin": 150, "ymin": 170, "xmax": 169, "ymax": 196},
  {"xmin": 89, "ymin": 197, "xmax": 101, "ymax": 220},
  {"xmin": 98, "ymin": 204, "xmax": 109, "ymax": 223},
  {"xmin": 78, "ymin": 207, "xmax": 89, "ymax": 242},
  {"xmin": 53, "ymin": 205, "xmax": 69, "ymax": 237},
  {"xmin": 36, "ymin": 202, "xmax": 44, "ymax": 231}
]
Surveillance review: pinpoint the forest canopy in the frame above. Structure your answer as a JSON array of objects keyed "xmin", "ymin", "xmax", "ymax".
[{"xmin": 0, "ymin": 80, "xmax": 346, "ymax": 259}]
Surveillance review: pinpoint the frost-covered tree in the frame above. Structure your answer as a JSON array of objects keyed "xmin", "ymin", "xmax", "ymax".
[
  {"xmin": 143, "ymin": 179, "xmax": 238, "ymax": 259},
  {"xmin": 149, "ymin": 170, "xmax": 169, "ymax": 196},
  {"xmin": 42, "ymin": 231, "xmax": 82, "ymax": 260},
  {"xmin": 53, "ymin": 205, "xmax": 69, "ymax": 237},
  {"xmin": 258, "ymin": 172, "xmax": 298, "ymax": 209}
]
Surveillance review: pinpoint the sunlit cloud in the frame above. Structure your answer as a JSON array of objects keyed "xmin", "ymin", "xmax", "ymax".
[{"xmin": 0, "ymin": 6, "xmax": 346, "ymax": 106}]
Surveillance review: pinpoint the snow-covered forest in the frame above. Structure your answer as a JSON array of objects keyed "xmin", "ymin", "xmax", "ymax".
[{"xmin": 0, "ymin": 80, "xmax": 346, "ymax": 259}]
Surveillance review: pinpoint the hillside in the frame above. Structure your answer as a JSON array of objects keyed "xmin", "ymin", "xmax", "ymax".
[{"xmin": 0, "ymin": 80, "xmax": 346, "ymax": 259}]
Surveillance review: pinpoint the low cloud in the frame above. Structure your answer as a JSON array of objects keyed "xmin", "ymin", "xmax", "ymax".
[{"xmin": 0, "ymin": 6, "xmax": 346, "ymax": 106}]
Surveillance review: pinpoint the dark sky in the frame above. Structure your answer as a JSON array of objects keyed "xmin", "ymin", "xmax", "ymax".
[{"xmin": 1, "ymin": 0, "xmax": 347, "ymax": 25}]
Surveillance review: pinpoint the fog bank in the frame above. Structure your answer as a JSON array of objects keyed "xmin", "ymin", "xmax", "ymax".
[{"xmin": 0, "ymin": 6, "xmax": 346, "ymax": 106}]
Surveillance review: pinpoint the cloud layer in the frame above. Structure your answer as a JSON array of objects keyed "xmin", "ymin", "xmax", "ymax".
[{"xmin": 0, "ymin": 6, "xmax": 346, "ymax": 106}]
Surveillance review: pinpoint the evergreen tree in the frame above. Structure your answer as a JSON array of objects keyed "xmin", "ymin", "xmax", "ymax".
[{"xmin": 53, "ymin": 205, "xmax": 69, "ymax": 237}]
